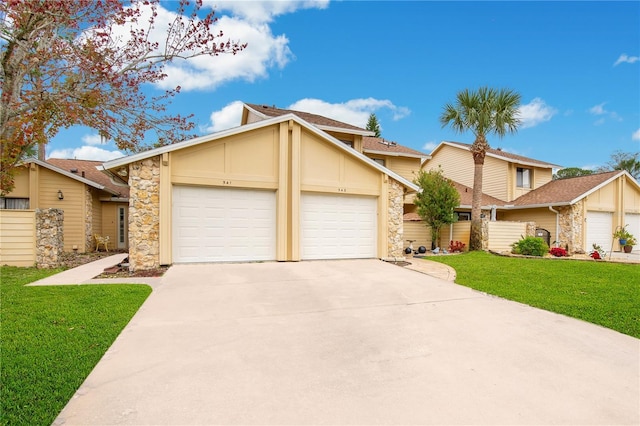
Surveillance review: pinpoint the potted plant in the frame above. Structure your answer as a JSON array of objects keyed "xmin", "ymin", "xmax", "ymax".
[
  {"xmin": 613, "ymin": 225, "xmax": 632, "ymax": 247},
  {"xmin": 623, "ymin": 235, "xmax": 636, "ymax": 253}
]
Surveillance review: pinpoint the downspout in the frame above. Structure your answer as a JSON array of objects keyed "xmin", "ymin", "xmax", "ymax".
[{"xmin": 548, "ymin": 206, "xmax": 560, "ymax": 248}]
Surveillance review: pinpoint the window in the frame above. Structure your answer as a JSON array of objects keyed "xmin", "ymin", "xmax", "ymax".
[
  {"xmin": 373, "ymin": 158, "xmax": 386, "ymax": 167},
  {"xmin": 516, "ymin": 168, "xmax": 531, "ymax": 188},
  {"xmin": 456, "ymin": 212, "xmax": 471, "ymax": 221},
  {"xmin": 0, "ymin": 197, "xmax": 29, "ymax": 209},
  {"xmin": 340, "ymin": 140, "xmax": 354, "ymax": 148}
]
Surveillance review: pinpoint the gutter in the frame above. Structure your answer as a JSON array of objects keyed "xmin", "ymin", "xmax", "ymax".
[{"xmin": 548, "ymin": 206, "xmax": 560, "ymax": 248}]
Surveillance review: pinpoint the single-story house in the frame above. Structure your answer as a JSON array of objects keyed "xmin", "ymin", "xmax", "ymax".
[{"xmin": 1, "ymin": 158, "xmax": 129, "ymax": 253}]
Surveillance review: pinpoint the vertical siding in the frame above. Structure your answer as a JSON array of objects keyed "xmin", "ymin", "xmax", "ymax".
[
  {"xmin": 0, "ymin": 210, "xmax": 36, "ymax": 266},
  {"xmin": 38, "ymin": 168, "xmax": 86, "ymax": 251},
  {"xmin": 501, "ymin": 209, "xmax": 557, "ymax": 245},
  {"xmin": 402, "ymin": 221, "xmax": 432, "ymax": 249},
  {"xmin": 487, "ymin": 221, "xmax": 527, "ymax": 252}
]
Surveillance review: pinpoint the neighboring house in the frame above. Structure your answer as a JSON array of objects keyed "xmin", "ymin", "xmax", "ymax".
[
  {"xmin": 422, "ymin": 141, "xmax": 640, "ymax": 253},
  {"xmin": 1, "ymin": 158, "xmax": 129, "ymax": 252},
  {"xmin": 101, "ymin": 107, "xmax": 420, "ymax": 271}
]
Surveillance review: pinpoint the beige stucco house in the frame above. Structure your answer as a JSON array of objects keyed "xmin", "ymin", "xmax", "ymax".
[
  {"xmin": 1, "ymin": 158, "xmax": 129, "ymax": 253},
  {"xmin": 422, "ymin": 141, "xmax": 640, "ymax": 253},
  {"xmin": 102, "ymin": 105, "xmax": 420, "ymax": 271}
]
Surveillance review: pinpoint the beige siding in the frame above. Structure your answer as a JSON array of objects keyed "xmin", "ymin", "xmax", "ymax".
[
  {"xmin": 425, "ymin": 146, "xmax": 474, "ymax": 188},
  {"xmin": 6, "ymin": 166, "xmax": 31, "ymax": 198},
  {"xmin": 483, "ymin": 156, "xmax": 508, "ymax": 201},
  {"xmin": 500, "ymin": 208, "xmax": 557, "ymax": 245},
  {"xmin": 534, "ymin": 168, "xmax": 553, "ymax": 188},
  {"xmin": 0, "ymin": 210, "xmax": 36, "ymax": 266},
  {"xmin": 623, "ymin": 177, "xmax": 640, "ymax": 213},
  {"xmin": 38, "ymin": 168, "xmax": 86, "ymax": 251},
  {"xmin": 403, "ymin": 221, "xmax": 432, "ymax": 249},
  {"xmin": 487, "ymin": 221, "xmax": 527, "ymax": 252},
  {"xmin": 441, "ymin": 221, "xmax": 471, "ymax": 248},
  {"xmin": 383, "ymin": 156, "xmax": 421, "ymax": 183}
]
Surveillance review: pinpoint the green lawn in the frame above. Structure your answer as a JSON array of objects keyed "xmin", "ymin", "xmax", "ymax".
[
  {"xmin": 0, "ymin": 266, "xmax": 152, "ymax": 426},
  {"xmin": 428, "ymin": 251, "xmax": 640, "ymax": 338}
]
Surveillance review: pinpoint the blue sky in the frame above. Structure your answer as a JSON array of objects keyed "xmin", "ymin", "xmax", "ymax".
[{"xmin": 48, "ymin": 1, "xmax": 640, "ymax": 171}]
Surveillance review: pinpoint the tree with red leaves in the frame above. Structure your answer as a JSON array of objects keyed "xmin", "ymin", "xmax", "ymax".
[{"xmin": 0, "ymin": 0, "xmax": 245, "ymax": 193}]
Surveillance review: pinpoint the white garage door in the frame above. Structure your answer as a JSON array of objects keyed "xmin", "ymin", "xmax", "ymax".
[
  {"xmin": 625, "ymin": 213, "xmax": 640, "ymax": 245},
  {"xmin": 586, "ymin": 211, "xmax": 613, "ymax": 252},
  {"xmin": 301, "ymin": 193, "xmax": 377, "ymax": 260},
  {"xmin": 172, "ymin": 186, "xmax": 276, "ymax": 263}
]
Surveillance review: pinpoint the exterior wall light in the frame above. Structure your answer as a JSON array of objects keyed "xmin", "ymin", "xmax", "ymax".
[{"xmin": 57, "ymin": 190, "xmax": 64, "ymax": 200}]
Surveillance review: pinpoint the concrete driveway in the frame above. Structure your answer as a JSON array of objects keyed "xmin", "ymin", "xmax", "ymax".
[{"xmin": 55, "ymin": 259, "xmax": 639, "ymax": 425}]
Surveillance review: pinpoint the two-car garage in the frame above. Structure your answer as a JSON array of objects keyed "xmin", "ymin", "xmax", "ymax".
[{"xmin": 172, "ymin": 186, "xmax": 379, "ymax": 263}]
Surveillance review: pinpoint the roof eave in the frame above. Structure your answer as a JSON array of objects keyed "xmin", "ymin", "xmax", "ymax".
[
  {"xmin": 317, "ymin": 124, "xmax": 374, "ymax": 137},
  {"xmin": 25, "ymin": 158, "xmax": 110, "ymax": 192}
]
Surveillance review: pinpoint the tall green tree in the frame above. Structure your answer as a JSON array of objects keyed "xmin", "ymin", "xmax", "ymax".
[
  {"xmin": 598, "ymin": 151, "xmax": 640, "ymax": 180},
  {"xmin": 553, "ymin": 167, "xmax": 593, "ymax": 180},
  {"xmin": 0, "ymin": 0, "xmax": 246, "ymax": 194},
  {"xmin": 366, "ymin": 113, "xmax": 381, "ymax": 137},
  {"xmin": 413, "ymin": 168, "xmax": 460, "ymax": 249},
  {"xmin": 440, "ymin": 87, "xmax": 521, "ymax": 250}
]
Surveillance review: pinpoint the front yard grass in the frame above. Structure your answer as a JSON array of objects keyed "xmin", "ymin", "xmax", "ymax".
[
  {"xmin": 0, "ymin": 266, "xmax": 152, "ymax": 426},
  {"xmin": 428, "ymin": 251, "xmax": 640, "ymax": 338}
]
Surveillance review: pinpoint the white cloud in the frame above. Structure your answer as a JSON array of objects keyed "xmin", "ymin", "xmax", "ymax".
[
  {"xmin": 288, "ymin": 98, "xmax": 410, "ymax": 127},
  {"xmin": 589, "ymin": 102, "xmax": 608, "ymax": 115},
  {"xmin": 633, "ymin": 128, "xmax": 640, "ymax": 141},
  {"xmin": 81, "ymin": 134, "xmax": 105, "ymax": 146},
  {"xmin": 517, "ymin": 98, "xmax": 557, "ymax": 129},
  {"xmin": 48, "ymin": 146, "xmax": 124, "ymax": 161},
  {"xmin": 422, "ymin": 141, "xmax": 438, "ymax": 152},
  {"xmin": 107, "ymin": 2, "xmax": 328, "ymax": 92},
  {"xmin": 204, "ymin": 101, "xmax": 244, "ymax": 133},
  {"xmin": 613, "ymin": 53, "xmax": 640, "ymax": 66}
]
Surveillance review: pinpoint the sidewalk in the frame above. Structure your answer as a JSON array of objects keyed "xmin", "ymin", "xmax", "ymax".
[
  {"xmin": 28, "ymin": 253, "xmax": 162, "ymax": 288},
  {"xmin": 402, "ymin": 256, "xmax": 457, "ymax": 281}
]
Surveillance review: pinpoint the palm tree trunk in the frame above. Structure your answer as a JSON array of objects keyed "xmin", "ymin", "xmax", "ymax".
[{"xmin": 469, "ymin": 137, "xmax": 488, "ymax": 251}]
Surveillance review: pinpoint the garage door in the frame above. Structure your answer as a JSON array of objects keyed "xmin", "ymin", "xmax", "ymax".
[
  {"xmin": 586, "ymin": 211, "xmax": 613, "ymax": 252},
  {"xmin": 172, "ymin": 186, "xmax": 276, "ymax": 263},
  {"xmin": 301, "ymin": 193, "xmax": 377, "ymax": 260},
  {"xmin": 625, "ymin": 213, "xmax": 640, "ymax": 246}
]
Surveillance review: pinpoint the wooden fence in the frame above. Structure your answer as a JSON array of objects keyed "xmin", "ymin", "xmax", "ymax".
[{"xmin": 0, "ymin": 210, "xmax": 36, "ymax": 267}]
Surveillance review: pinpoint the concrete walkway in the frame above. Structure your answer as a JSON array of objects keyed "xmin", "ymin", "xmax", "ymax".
[
  {"xmin": 54, "ymin": 259, "xmax": 639, "ymax": 425},
  {"xmin": 28, "ymin": 253, "xmax": 163, "ymax": 288}
]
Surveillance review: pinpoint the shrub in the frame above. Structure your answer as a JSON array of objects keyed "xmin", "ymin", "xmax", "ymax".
[
  {"xmin": 511, "ymin": 236, "xmax": 549, "ymax": 257},
  {"xmin": 549, "ymin": 247, "xmax": 568, "ymax": 257}
]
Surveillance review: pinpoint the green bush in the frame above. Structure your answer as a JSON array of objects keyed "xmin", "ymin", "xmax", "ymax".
[{"xmin": 511, "ymin": 236, "xmax": 549, "ymax": 256}]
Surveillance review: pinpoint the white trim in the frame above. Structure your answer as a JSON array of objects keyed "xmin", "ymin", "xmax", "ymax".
[
  {"xmin": 363, "ymin": 149, "xmax": 429, "ymax": 159},
  {"xmin": 101, "ymin": 114, "xmax": 419, "ymax": 193}
]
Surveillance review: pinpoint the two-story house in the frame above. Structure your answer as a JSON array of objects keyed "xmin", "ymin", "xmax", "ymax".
[{"xmin": 422, "ymin": 141, "xmax": 640, "ymax": 253}]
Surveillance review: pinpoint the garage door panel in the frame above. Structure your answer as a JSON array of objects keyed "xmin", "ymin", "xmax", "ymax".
[
  {"xmin": 586, "ymin": 211, "xmax": 613, "ymax": 252},
  {"xmin": 173, "ymin": 186, "xmax": 276, "ymax": 263},
  {"xmin": 301, "ymin": 193, "xmax": 377, "ymax": 260}
]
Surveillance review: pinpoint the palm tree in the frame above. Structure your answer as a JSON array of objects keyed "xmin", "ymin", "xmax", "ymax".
[{"xmin": 440, "ymin": 87, "xmax": 521, "ymax": 251}]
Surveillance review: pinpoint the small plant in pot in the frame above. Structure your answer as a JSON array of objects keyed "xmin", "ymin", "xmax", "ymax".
[
  {"xmin": 623, "ymin": 235, "xmax": 636, "ymax": 253},
  {"xmin": 613, "ymin": 225, "xmax": 632, "ymax": 248}
]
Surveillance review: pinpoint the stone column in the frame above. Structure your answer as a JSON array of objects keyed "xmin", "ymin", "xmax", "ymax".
[
  {"xmin": 128, "ymin": 157, "xmax": 161, "ymax": 271},
  {"xmin": 85, "ymin": 186, "xmax": 93, "ymax": 251},
  {"xmin": 387, "ymin": 178, "xmax": 404, "ymax": 258},
  {"xmin": 36, "ymin": 208, "xmax": 64, "ymax": 268}
]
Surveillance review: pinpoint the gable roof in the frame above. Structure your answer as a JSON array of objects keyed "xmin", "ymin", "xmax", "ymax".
[
  {"xmin": 243, "ymin": 103, "xmax": 373, "ymax": 136},
  {"xmin": 45, "ymin": 158, "xmax": 129, "ymax": 198},
  {"xmin": 432, "ymin": 141, "xmax": 562, "ymax": 169},
  {"xmin": 102, "ymin": 113, "xmax": 419, "ymax": 193},
  {"xmin": 23, "ymin": 158, "xmax": 125, "ymax": 197},
  {"xmin": 511, "ymin": 170, "xmax": 637, "ymax": 207},
  {"xmin": 452, "ymin": 181, "xmax": 506, "ymax": 208},
  {"xmin": 362, "ymin": 137, "xmax": 429, "ymax": 159}
]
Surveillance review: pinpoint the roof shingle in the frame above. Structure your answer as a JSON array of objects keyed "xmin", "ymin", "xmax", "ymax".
[
  {"xmin": 46, "ymin": 158, "xmax": 129, "ymax": 198},
  {"xmin": 363, "ymin": 137, "xmax": 427, "ymax": 157}
]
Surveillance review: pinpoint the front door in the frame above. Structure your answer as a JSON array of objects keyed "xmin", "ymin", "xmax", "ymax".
[{"xmin": 117, "ymin": 206, "xmax": 127, "ymax": 249}]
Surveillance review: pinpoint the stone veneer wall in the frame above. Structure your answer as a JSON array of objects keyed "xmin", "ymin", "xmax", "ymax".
[
  {"xmin": 36, "ymin": 208, "xmax": 64, "ymax": 268},
  {"xmin": 387, "ymin": 178, "xmax": 405, "ymax": 258},
  {"xmin": 85, "ymin": 186, "xmax": 93, "ymax": 251},
  {"xmin": 557, "ymin": 200, "xmax": 585, "ymax": 253},
  {"xmin": 128, "ymin": 157, "xmax": 161, "ymax": 271}
]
